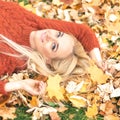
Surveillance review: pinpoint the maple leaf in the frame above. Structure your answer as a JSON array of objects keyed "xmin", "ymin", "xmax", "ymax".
[
  {"xmin": 67, "ymin": 95, "xmax": 88, "ymax": 108},
  {"xmin": 19, "ymin": 1, "xmax": 36, "ymax": 13},
  {"xmin": 46, "ymin": 74, "xmax": 65, "ymax": 101},
  {"xmin": 30, "ymin": 96, "xmax": 38, "ymax": 107},
  {"xmin": 87, "ymin": 64, "xmax": 109, "ymax": 84},
  {"xmin": 85, "ymin": 104, "xmax": 98, "ymax": 118},
  {"xmin": 0, "ymin": 106, "xmax": 16, "ymax": 120}
]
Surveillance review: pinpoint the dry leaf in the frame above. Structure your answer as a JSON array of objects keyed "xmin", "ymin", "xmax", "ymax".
[
  {"xmin": 100, "ymin": 101, "xmax": 115, "ymax": 115},
  {"xmin": 87, "ymin": 64, "xmax": 109, "ymax": 84},
  {"xmin": 19, "ymin": 1, "xmax": 36, "ymax": 13},
  {"xmin": 0, "ymin": 94, "xmax": 10, "ymax": 107},
  {"xmin": 110, "ymin": 88, "xmax": 120, "ymax": 98},
  {"xmin": 52, "ymin": 0, "xmax": 63, "ymax": 6},
  {"xmin": 86, "ymin": 104, "xmax": 98, "ymax": 118},
  {"xmin": 68, "ymin": 95, "xmax": 88, "ymax": 107},
  {"xmin": 104, "ymin": 114, "xmax": 120, "ymax": 120},
  {"xmin": 30, "ymin": 96, "xmax": 38, "ymax": 107},
  {"xmin": 0, "ymin": 106, "xmax": 16, "ymax": 120},
  {"xmin": 57, "ymin": 106, "xmax": 68, "ymax": 112},
  {"xmin": 46, "ymin": 74, "xmax": 65, "ymax": 101},
  {"xmin": 49, "ymin": 112, "xmax": 61, "ymax": 120},
  {"xmin": 60, "ymin": 0, "xmax": 73, "ymax": 4}
]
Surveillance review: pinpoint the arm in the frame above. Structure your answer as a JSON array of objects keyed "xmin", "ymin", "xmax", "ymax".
[
  {"xmin": 89, "ymin": 48, "xmax": 105, "ymax": 71},
  {"xmin": 0, "ymin": 81, "xmax": 8, "ymax": 95},
  {"xmin": 1, "ymin": 79, "xmax": 46, "ymax": 95},
  {"xmin": 0, "ymin": 53, "xmax": 26, "ymax": 76}
]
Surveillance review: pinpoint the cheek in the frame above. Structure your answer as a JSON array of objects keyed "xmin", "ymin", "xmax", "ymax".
[{"xmin": 37, "ymin": 44, "xmax": 51, "ymax": 58}]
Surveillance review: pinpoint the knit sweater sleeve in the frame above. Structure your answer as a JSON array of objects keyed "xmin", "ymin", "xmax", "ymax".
[
  {"xmin": 36, "ymin": 18, "xmax": 100, "ymax": 52},
  {"xmin": 0, "ymin": 1, "xmax": 99, "ymax": 52},
  {"xmin": 0, "ymin": 43, "xmax": 26, "ymax": 76},
  {"xmin": 0, "ymin": 81, "xmax": 7, "ymax": 95}
]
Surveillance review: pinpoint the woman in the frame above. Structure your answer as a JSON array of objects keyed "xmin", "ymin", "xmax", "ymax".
[{"xmin": 0, "ymin": 1, "xmax": 103, "ymax": 95}]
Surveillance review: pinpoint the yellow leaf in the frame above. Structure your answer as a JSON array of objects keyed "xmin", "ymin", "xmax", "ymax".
[
  {"xmin": 87, "ymin": 65, "xmax": 108, "ymax": 84},
  {"xmin": 68, "ymin": 95, "xmax": 87, "ymax": 108},
  {"xmin": 19, "ymin": 2, "xmax": 24, "ymax": 7},
  {"xmin": 46, "ymin": 74, "xmax": 65, "ymax": 101},
  {"xmin": 30, "ymin": 96, "xmax": 38, "ymax": 107},
  {"xmin": 19, "ymin": 2, "xmax": 35, "ymax": 12},
  {"xmin": 52, "ymin": 0, "xmax": 63, "ymax": 6},
  {"xmin": 86, "ymin": 104, "xmax": 98, "ymax": 118},
  {"xmin": 102, "ymin": 38, "xmax": 108, "ymax": 44}
]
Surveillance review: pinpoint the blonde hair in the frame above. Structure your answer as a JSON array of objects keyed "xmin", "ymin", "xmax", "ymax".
[
  {"xmin": 51, "ymin": 36, "xmax": 90, "ymax": 77},
  {"xmin": 0, "ymin": 34, "xmax": 90, "ymax": 78}
]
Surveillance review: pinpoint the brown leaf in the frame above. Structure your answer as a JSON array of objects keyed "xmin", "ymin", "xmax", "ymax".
[
  {"xmin": 60, "ymin": 0, "xmax": 73, "ymax": 4},
  {"xmin": 57, "ymin": 106, "xmax": 68, "ymax": 112},
  {"xmin": 117, "ymin": 98, "xmax": 120, "ymax": 106},
  {"xmin": 49, "ymin": 112, "xmax": 61, "ymax": 120},
  {"xmin": 101, "ymin": 101, "xmax": 115, "ymax": 115},
  {"xmin": 104, "ymin": 114, "xmax": 120, "ymax": 120},
  {"xmin": 115, "ymin": 72, "xmax": 120, "ymax": 78},
  {"xmin": 0, "ymin": 94, "xmax": 10, "ymax": 107},
  {"xmin": 0, "ymin": 106, "xmax": 16, "ymax": 120}
]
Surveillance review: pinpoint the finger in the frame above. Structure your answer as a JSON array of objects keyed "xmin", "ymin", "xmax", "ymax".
[
  {"xmin": 39, "ymin": 82, "xmax": 46, "ymax": 95},
  {"xmin": 25, "ymin": 87, "xmax": 40, "ymax": 96}
]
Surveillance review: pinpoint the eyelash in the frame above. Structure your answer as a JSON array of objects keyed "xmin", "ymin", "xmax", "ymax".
[
  {"xmin": 51, "ymin": 42, "xmax": 58, "ymax": 52},
  {"xmin": 57, "ymin": 31, "xmax": 63, "ymax": 37}
]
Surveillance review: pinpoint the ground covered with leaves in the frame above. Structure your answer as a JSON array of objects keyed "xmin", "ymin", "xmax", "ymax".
[{"xmin": 0, "ymin": 0, "xmax": 120, "ymax": 120}]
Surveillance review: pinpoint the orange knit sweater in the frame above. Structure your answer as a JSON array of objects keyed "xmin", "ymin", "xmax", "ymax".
[{"xmin": 0, "ymin": 1, "xmax": 100, "ymax": 94}]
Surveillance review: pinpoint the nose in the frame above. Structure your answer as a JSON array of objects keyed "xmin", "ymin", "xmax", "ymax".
[
  {"xmin": 41, "ymin": 31, "xmax": 49, "ymax": 42},
  {"xmin": 45, "ymin": 31, "xmax": 53, "ymax": 42}
]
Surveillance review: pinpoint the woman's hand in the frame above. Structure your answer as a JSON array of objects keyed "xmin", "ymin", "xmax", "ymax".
[
  {"xmin": 89, "ymin": 48, "xmax": 106, "ymax": 71},
  {"xmin": 5, "ymin": 79, "xmax": 46, "ymax": 95}
]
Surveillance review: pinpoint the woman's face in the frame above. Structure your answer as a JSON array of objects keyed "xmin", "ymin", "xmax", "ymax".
[{"xmin": 30, "ymin": 29, "xmax": 74, "ymax": 60}]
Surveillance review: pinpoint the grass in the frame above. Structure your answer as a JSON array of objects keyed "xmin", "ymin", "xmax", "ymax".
[{"xmin": 14, "ymin": 102, "xmax": 104, "ymax": 120}]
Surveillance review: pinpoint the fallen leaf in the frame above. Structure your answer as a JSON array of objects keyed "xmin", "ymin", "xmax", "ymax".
[
  {"xmin": 87, "ymin": 64, "xmax": 109, "ymax": 84},
  {"xmin": 100, "ymin": 101, "xmax": 115, "ymax": 115},
  {"xmin": 104, "ymin": 114, "xmax": 120, "ymax": 120},
  {"xmin": 46, "ymin": 74, "xmax": 65, "ymax": 101},
  {"xmin": 49, "ymin": 112, "xmax": 61, "ymax": 120},
  {"xmin": 0, "ymin": 106, "xmax": 16, "ymax": 120},
  {"xmin": 30, "ymin": 96, "xmax": 38, "ymax": 107},
  {"xmin": 68, "ymin": 95, "xmax": 88, "ymax": 107},
  {"xmin": 86, "ymin": 104, "xmax": 98, "ymax": 118},
  {"xmin": 60, "ymin": 0, "xmax": 73, "ymax": 4}
]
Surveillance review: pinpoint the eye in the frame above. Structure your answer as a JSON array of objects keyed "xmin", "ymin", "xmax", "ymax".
[
  {"xmin": 57, "ymin": 31, "xmax": 64, "ymax": 38},
  {"xmin": 51, "ymin": 42, "xmax": 58, "ymax": 52}
]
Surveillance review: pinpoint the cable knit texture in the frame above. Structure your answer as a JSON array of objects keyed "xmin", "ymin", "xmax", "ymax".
[
  {"xmin": 0, "ymin": 1, "xmax": 100, "ymax": 94},
  {"xmin": 0, "ymin": 81, "xmax": 8, "ymax": 95}
]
